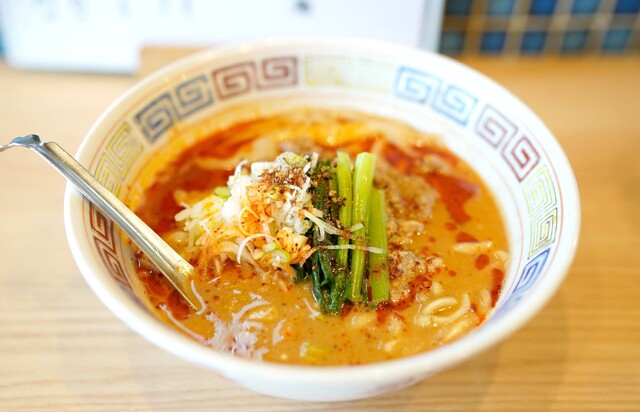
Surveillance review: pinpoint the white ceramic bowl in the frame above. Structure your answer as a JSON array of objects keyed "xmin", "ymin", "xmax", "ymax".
[{"xmin": 64, "ymin": 38, "xmax": 580, "ymax": 401}]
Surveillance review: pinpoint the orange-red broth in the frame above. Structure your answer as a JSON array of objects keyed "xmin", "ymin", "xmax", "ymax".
[{"xmin": 131, "ymin": 110, "xmax": 508, "ymax": 366}]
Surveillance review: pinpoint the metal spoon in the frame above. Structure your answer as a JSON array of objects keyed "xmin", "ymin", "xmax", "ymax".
[{"xmin": 0, "ymin": 134, "xmax": 200, "ymax": 310}]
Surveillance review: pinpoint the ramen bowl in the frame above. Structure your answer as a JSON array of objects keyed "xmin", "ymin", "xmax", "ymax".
[{"xmin": 64, "ymin": 38, "xmax": 580, "ymax": 401}]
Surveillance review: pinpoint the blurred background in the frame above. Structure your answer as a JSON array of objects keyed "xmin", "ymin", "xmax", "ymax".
[
  {"xmin": 441, "ymin": 0, "xmax": 640, "ymax": 54},
  {"xmin": 1, "ymin": 0, "xmax": 637, "ymax": 75},
  {"xmin": 0, "ymin": 0, "xmax": 439, "ymax": 73}
]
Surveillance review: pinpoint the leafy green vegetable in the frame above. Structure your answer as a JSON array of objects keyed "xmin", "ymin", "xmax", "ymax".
[
  {"xmin": 308, "ymin": 161, "xmax": 350, "ymax": 314},
  {"xmin": 368, "ymin": 189, "xmax": 390, "ymax": 303},
  {"xmin": 334, "ymin": 151, "xmax": 353, "ymax": 267},
  {"xmin": 300, "ymin": 152, "xmax": 387, "ymax": 314},
  {"xmin": 347, "ymin": 152, "xmax": 377, "ymax": 302}
]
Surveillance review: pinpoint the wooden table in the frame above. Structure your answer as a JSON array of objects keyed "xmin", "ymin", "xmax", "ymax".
[{"xmin": 1, "ymin": 53, "xmax": 638, "ymax": 411}]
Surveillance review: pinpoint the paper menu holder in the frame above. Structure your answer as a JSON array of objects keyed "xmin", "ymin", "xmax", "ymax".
[{"xmin": 0, "ymin": 0, "xmax": 444, "ymax": 74}]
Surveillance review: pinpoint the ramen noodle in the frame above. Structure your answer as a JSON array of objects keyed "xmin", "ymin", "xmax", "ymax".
[{"xmin": 130, "ymin": 108, "xmax": 508, "ymax": 366}]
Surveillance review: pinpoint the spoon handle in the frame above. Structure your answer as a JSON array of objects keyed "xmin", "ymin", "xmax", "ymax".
[{"xmin": 3, "ymin": 134, "xmax": 199, "ymax": 309}]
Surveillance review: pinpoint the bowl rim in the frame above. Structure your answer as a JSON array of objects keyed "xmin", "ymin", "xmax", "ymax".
[{"xmin": 63, "ymin": 37, "xmax": 581, "ymax": 386}]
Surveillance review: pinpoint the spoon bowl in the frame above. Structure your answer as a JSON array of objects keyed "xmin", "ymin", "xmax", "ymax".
[{"xmin": 0, "ymin": 134, "xmax": 200, "ymax": 310}]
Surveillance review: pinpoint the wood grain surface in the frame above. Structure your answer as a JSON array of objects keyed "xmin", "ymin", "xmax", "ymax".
[{"xmin": 1, "ymin": 53, "xmax": 638, "ymax": 411}]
